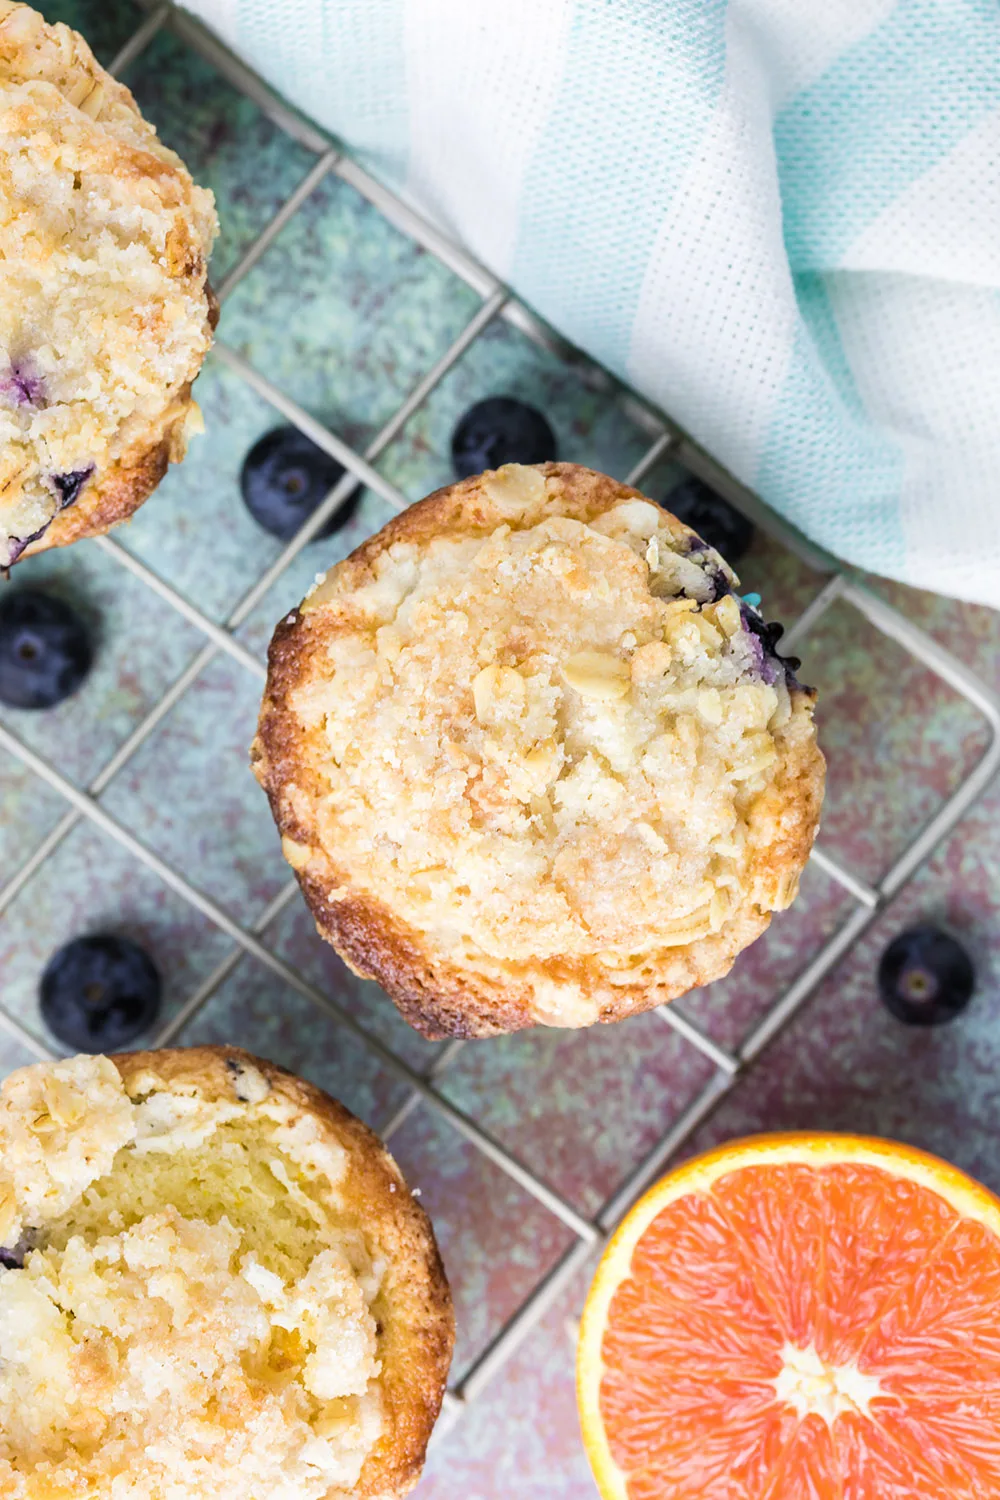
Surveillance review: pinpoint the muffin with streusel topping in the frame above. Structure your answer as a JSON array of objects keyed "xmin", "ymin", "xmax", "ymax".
[
  {"xmin": 253, "ymin": 461, "xmax": 825, "ymax": 1037},
  {"xmin": 0, "ymin": 2, "xmax": 217, "ymax": 565},
  {"xmin": 0, "ymin": 1047, "xmax": 453, "ymax": 1500}
]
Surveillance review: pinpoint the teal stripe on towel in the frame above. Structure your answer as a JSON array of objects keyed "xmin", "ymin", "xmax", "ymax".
[
  {"xmin": 235, "ymin": 0, "xmax": 410, "ymax": 187},
  {"xmin": 755, "ymin": 274, "xmax": 906, "ymax": 570},
  {"xmin": 511, "ymin": 0, "xmax": 728, "ymax": 375},
  {"xmin": 775, "ymin": 0, "xmax": 1000, "ymax": 270}
]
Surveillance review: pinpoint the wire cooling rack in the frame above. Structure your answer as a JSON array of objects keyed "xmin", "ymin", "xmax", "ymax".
[{"xmin": 2, "ymin": 0, "xmax": 1000, "ymax": 1453}]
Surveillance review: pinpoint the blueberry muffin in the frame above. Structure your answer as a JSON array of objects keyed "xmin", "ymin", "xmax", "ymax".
[
  {"xmin": 0, "ymin": 1047, "xmax": 453, "ymax": 1499},
  {"xmin": 253, "ymin": 463, "xmax": 825, "ymax": 1038},
  {"xmin": 0, "ymin": 2, "xmax": 217, "ymax": 566}
]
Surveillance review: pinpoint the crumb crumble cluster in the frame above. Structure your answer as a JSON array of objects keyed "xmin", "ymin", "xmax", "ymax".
[
  {"xmin": 0, "ymin": 1055, "xmax": 385, "ymax": 1500},
  {"xmin": 0, "ymin": 1, "xmax": 217, "ymax": 563},
  {"xmin": 277, "ymin": 464, "xmax": 820, "ymax": 1026}
]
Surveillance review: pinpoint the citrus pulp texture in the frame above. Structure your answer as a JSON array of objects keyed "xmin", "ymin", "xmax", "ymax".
[{"xmin": 578, "ymin": 1134, "xmax": 1000, "ymax": 1500}]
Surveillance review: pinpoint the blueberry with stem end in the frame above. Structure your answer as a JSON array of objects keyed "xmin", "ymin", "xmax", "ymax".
[
  {"xmin": 241, "ymin": 426, "xmax": 357, "ymax": 541},
  {"xmin": 0, "ymin": 589, "xmax": 92, "ymax": 709},
  {"xmin": 451, "ymin": 397, "xmax": 556, "ymax": 479},
  {"xmin": 878, "ymin": 924, "xmax": 975, "ymax": 1027},
  {"xmin": 40, "ymin": 934, "xmax": 161, "ymax": 1053},
  {"xmin": 664, "ymin": 476, "xmax": 755, "ymax": 565}
]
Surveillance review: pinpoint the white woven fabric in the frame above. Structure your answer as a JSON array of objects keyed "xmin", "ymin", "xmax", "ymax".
[{"xmin": 186, "ymin": 0, "xmax": 1000, "ymax": 607}]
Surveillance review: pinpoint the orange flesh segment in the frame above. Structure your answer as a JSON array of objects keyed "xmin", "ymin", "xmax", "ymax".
[{"xmin": 598, "ymin": 1158, "xmax": 1000, "ymax": 1499}]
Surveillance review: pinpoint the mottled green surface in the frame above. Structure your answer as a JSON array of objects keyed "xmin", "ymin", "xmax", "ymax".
[
  {"xmin": 126, "ymin": 26, "xmax": 319, "ymax": 284},
  {"xmin": 2, "ymin": 5, "xmax": 1000, "ymax": 1497}
]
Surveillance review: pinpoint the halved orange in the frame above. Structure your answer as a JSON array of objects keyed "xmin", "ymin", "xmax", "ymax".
[{"xmin": 578, "ymin": 1133, "xmax": 1000, "ymax": 1500}]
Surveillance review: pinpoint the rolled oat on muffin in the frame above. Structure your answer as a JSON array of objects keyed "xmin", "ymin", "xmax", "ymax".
[
  {"xmin": 0, "ymin": 2, "xmax": 217, "ymax": 566},
  {"xmin": 0, "ymin": 1047, "xmax": 453, "ymax": 1499},
  {"xmin": 253, "ymin": 462, "xmax": 825, "ymax": 1038}
]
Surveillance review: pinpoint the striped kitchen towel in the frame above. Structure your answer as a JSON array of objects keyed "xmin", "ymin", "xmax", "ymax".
[{"xmin": 186, "ymin": 0, "xmax": 1000, "ymax": 608}]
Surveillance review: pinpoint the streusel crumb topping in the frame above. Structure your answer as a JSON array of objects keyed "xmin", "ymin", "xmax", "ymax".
[
  {"xmin": 283, "ymin": 465, "xmax": 817, "ymax": 1023},
  {"xmin": 0, "ymin": 1056, "xmax": 384, "ymax": 1500},
  {"xmin": 0, "ymin": 2, "xmax": 217, "ymax": 562}
]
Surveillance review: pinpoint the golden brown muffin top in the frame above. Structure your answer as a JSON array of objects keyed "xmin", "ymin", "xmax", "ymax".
[
  {"xmin": 254, "ymin": 463, "xmax": 824, "ymax": 1036},
  {"xmin": 0, "ymin": 2, "xmax": 217, "ymax": 563},
  {"xmin": 0, "ymin": 1047, "xmax": 453, "ymax": 1499}
]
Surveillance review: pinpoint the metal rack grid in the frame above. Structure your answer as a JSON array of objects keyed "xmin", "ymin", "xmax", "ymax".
[{"xmin": 2, "ymin": 0, "xmax": 1000, "ymax": 1449}]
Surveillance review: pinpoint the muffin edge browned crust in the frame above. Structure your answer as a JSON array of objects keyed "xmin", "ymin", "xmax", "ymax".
[
  {"xmin": 21, "ymin": 402, "xmax": 178, "ymax": 557},
  {"xmin": 2, "ymin": 2, "xmax": 218, "ymax": 563},
  {"xmin": 252, "ymin": 463, "xmax": 826, "ymax": 1039},
  {"xmin": 20, "ymin": 276, "xmax": 220, "ymax": 559},
  {"xmin": 112, "ymin": 1045, "xmax": 454, "ymax": 1500}
]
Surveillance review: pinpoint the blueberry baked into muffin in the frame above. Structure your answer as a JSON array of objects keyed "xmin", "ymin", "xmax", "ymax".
[
  {"xmin": 0, "ymin": 2, "xmax": 217, "ymax": 566},
  {"xmin": 0, "ymin": 1047, "xmax": 453, "ymax": 1499},
  {"xmin": 253, "ymin": 462, "xmax": 825, "ymax": 1038}
]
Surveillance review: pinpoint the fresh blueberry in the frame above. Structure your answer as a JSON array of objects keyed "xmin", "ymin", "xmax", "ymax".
[
  {"xmin": 878, "ymin": 924, "xmax": 974, "ymax": 1027},
  {"xmin": 664, "ymin": 476, "xmax": 755, "ymax": 565},
  {"xmin": 0, "ymin": 589, "xmax": 93, "ymax": 710},
  {"xmin": 40, "ymin": 934, "xmax": 161, "ymax": 1053},
  {"xmin": 451, "ymin": 397, "xmax": 556, "ymax": 479},
  {"xmin": 240, "ymin": 426, "xmax": 357, "ymax": 541}
]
